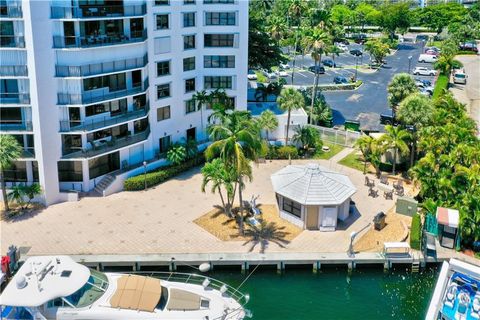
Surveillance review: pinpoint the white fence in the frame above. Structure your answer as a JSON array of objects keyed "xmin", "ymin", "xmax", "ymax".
[{"xmin": 308, "ymin": 125, "xmax": 361, "ymax": 147}]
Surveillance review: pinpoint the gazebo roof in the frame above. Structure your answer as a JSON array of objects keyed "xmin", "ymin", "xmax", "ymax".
[{"xmin": 271, "ymin": 163, "xmax": 357, "ymax": 206}]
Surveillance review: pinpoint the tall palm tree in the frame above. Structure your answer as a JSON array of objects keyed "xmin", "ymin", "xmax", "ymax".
[
  {"xmin": 0, "ymin": 135, "xmax": 22, "ymax": 211},
  {"xmin": 380, "ymin": 125, "xmax": 411, "ymax": 175},
  {"xmin": 201, "ymin": 158, "xmax": 235, "ymax": 217},
  {"xmin": 387, "ymin": 73, "xmax": 418, "ymax": 117},
  {"xmin": 206, "ymin": 111, "xmax": 263, "ymax": 235},
  {"xmin": 192, "ymin": 90, "xmax": 211, "ymax": 141},
  {"xmin": 257, "ymin": 110, "xmax": 278, "ymax": 142},
  {"xmin": 355, "ymin": 135, "xmax": 375, "ymax": 174},
  {"xmin": 302, "ymin": 26, "xmax": 330, "ymax": 123},
  {"xmin": 277, "ymin": 87, "xmax": 305, "ymax": 145}
]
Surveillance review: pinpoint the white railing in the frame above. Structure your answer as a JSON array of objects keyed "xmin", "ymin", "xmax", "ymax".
[{"xmin": 308, "ymin": 125, "xmax": 361, "ymax": 147}]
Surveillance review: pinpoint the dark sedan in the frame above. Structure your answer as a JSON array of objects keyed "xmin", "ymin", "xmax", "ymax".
[
  {"xmin": 308, "ymin": 65, "xmax": 326, "ymax": 74},
  {"xmin": 333, "ymin": 76, "xmax": 348, "ymax": 84},
  {"xmin": 322, "ymin": 59, "xmax": 336, "ymax": 68},
  {"xmin": 349, "ymin": 49, "xmax": 363, "ymax": 56}
]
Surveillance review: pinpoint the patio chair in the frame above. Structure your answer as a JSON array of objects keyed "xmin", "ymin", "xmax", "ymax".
[
  {"xmin": 368, "ymin": 187, "xmax": 378, "ymax": 198},
  {"xmin": 365, "ymin": 176, "xmax": 375, "ymax": 188},
  {"xmin": 384, "ymin": 190, "xmax": 394, "ymax": 200},
  {"xmin": 395, "ymin": 186, "xmax": 405, "ymax": 197},
  {"xmin": 424, "ymin": 232, "xmax": 437, "ymax": 257},
  {"xmin": 380, "ymin": 175, "xmax": 389, "ymax": 185},
  {"xmin": 393, "ymin": 179, "xmax": 403, "ymax": 190},
  {"xmin": 364, "ymin": 176, "xmax": 370, "ymax": 186}
]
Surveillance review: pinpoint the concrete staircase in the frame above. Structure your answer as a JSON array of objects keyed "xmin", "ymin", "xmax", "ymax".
[{"xmin": 93, "ymin": 174, "xmax": 115, "ymax": 196}]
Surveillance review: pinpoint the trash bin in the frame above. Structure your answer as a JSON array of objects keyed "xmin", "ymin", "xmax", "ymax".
[{"xmin": 373, "ymin": 211, "xmax": 386, "ymax": 231}]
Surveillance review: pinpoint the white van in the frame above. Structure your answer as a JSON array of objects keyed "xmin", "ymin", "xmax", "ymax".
[
  {"xmin": 418, "ymin": 54, "xmax": 438, "ymax": 63},
  {"xmin": 453, "ymin": 70, "xmax": 467, "ymax": 84}
]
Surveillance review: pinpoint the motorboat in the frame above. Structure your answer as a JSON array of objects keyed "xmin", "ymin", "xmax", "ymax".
[
  {"xmin": 426, "ymin": 259, "xmax": 480, "ymax": 320},
  {"xmin": 0, "ymin": 256, "xmax": 249, "ymax": 320}
]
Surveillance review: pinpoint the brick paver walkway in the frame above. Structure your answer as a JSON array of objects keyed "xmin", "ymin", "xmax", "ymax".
[{"xmin": 1, "ymin": 156, "xmax": 398, "ymax": 256}]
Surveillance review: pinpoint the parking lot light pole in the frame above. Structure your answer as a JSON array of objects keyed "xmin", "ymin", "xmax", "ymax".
[
  {"xmin": 143, "ymin": 161, "xmax": 147, "ymax": 190},
  {"xmin": 354, "ymin": 56, "xmax": 359, "ymax": 82},
  {"xmin": 408, "ymin": 56, "xmax": 412, "ymax": 74}
]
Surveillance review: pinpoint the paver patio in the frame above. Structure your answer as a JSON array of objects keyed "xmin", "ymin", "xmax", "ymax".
[{"xmin": 1, "ymin": 149, "xmax": 400, "ymax": 256}]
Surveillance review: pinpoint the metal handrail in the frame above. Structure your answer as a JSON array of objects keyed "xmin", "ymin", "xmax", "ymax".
[
  {"xmin": 0, "ymin": 65, "xmax": 28, "ymax": 77},
  {"xmin": 50, "ymin": 3, "xmax": 146, "ymax": 19},
  {"xmin": 0, "ymin": 93, "xmax": 30, "ymax": 104},
  {"xmin": 0, "ymin": 120, "xmax": 33, "ymax": 131},
  {"xmin": 0, "ymin": 35, "xmax": 25, "ymax": 48},
  {"xmin": 53, "ymin": 30, "xmax": 147, "ymax": 49},
  {"xmin": 0, "ymin": 4, "xmax": 22, "ymax": 18}
]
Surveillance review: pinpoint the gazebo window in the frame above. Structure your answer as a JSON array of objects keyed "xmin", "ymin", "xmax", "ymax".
[{"xmin": 282, "ymin": 197, "xmax": 301, "ymax": 218}]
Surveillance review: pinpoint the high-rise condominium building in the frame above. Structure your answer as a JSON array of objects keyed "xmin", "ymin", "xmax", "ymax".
[{"xmin": 0, "ymin": 0, "xmax": 248, "ymax": 205}]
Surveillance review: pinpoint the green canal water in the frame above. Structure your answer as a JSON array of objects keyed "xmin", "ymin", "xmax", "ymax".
[{"xmin": 211, "ymin": 266, "xmax": 439, "ymax": 320}]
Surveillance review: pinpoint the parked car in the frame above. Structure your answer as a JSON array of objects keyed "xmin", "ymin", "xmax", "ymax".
[
  {"xmin": 415, "ymin": 78, "xmax": 432, "ymax": 87},
  {"xmin": 415, "ymin": 81, "xmax": 434, "ymax": 94},
  {"xmin": 353, "ymin": 34, "xmax": 367, "ymax": 44},
  {"xmin": 418, "ymin": 54, "xmax": 438, "ymax": 63},
  {"xmin": 413, "ymin": 67, "xmax": 436, "ymax": 76},
  {"xmin": 276, "ymin": 69, "xmax": 289, "ymax": 77},
  {"xmin": 247, "ymin": 70, "xmax": 257, "ymax": 80},
  {"xmin": 336, "ymin": 43, "xmax": 348, "ymax": 52},
  {"xmin": 416, "ymin": 34, "xmax": 429, "ymax": 43},
  {"xmin": 424, "ymin": 49, "xmax": 440, "ymax": 57},
  {"xmin": 419, "ymin": 87, "xmax": 432, "ymax": 96},
  {"xmin": 425, "ymin": 46, "xmax": 440, "ymax": 53},
  {"xmin": 322, "ymin": 59, "xmax": 336, "ymax": 68},
  {"xmin": 453, "ymin": 70, "xmax": 467, "ymax": 84},
  {"xmin": 308, "ymin": 65, "xmax": 326, "ymax": 74},
  {"xmin": 262, "ymin": 69, "xmax": 277, "ymax": 80},
  {"xmin": 380, "ymin": 113, "xmax": 398, "ymax": 126},
  {"xmin": 333, "ymin": 76, "xmax": 348, "ymax": 84},
  {"xmin": 459, "ymin": 42, "xmax": 478, "ymax": 53},
  {"xmin": 349, "ymin": 49, "xmax": 363, "ymax": 56},
  {"xmin": 280, "ymin": 63, "xmax": 290, "ymax": 69}
]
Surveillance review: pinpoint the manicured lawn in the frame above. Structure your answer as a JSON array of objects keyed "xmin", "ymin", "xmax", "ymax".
[
  {"xmin": 314, "ymin": 142, "xmax": 344, "ymax": 160},
  {"xmin": 338, "ymin": 150, "xmax": 375, "ymax": 174},
  {"xmin": 433, "ymin": 74, "xmax": 449, "ymax": 99}
]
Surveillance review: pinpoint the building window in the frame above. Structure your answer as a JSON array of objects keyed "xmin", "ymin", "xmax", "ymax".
[
  {"xmin": 204, "ymin": 0, "xmax": 234, "ymax": 3},
  {"xmin": 157, "ymin": 105, "xmax": 171, "ymax": 121},
  {"xmin": 156, "ymin": 14, "xmax": 169, "ymax": 30},
  {"xmin": 156, "ymin": 61, "xmax": 170, "ymax": 77},
  {"xmin": 207, "ymin": 96, "xmax": 235, "ymax": 109},
  {"xmin": 185, "ymin": 78, "xmax": 196, "ymax": 93},
  {"xmin": 184, "ymin": 0, "xmax": 195, "ymax": 4},
  {"xmin": 205, "ymin": 12, "xmax": 236, "ymax": 26},
  {"xmin": 185, "ymin": 99, "xmax": 196, "ymax": 114},
  {"xmin": 204, "ymin": 34, "xmax": 234, "ymax": 47},
  {"xmin": 204, "ymin": 55, "xmax": 235, "ymax": 68},
  {"xmin": 83, "ymin": 73, "xmax": 126, "ymax": 92},
  {"xmin": 282, "ymin": 197, "xmax": 301, "ymax": 218},
  {"xmin": 183, "ymin": 57, "xmax": 195, "ymax": 71},
  {"xmin": 159, "ymin": 136, "xmax": 171, "ymax": 154},
  {"xmin": 183, "ymin": 34, "xmax": 195, "ymax": 50},
  {"xmin": 157, "ymin": 83, "xmax": 170, "ymax": 99},
  {"xmin": 183, "ymin": 12, "xmax": 195, "ymax": 27},
  {"xmin": 155, "ymin": 0, "xmax": 169, "ymax": 5},
  {"xmin": 85, "ymin": 99, "xmax": 127, "ymax": 117},
  {"xmin": 204, "ymin": 76, "xmax": 232, "ymax": 89}
]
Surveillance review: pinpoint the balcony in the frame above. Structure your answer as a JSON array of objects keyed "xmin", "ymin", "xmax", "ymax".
[
  {"xmin": 57, "ymin": 79, "xmax": 148, "ymax": 105},
  {"xmin": 56, "ymin": 54, "xmax": 147, "ymax": 78},
  {"xmin": 0, "ymin": 65, "xmax": 28, "ymax": 77},
  {"xmin": 0, "ymin": 35, "xmax": 25, "ymax": 48},
  {"xmin": 20, "ymin": 148, "xmax": 35, "ymax": 159},
  {"xmin": 59, "ymin": 104, "xmax": 149, "ymax": 132},
  {"xmin": 53, "ymin": 30, "xmax": 147, "ymax": 49},
  {"xmin": 51, "ymin": 3, "xmax": 146, "ymax": 19},
  {"xmin": 0, "ymin": 93, "xmax": 30, "ymax": 104},
  {"xmin": 62, "ymin": 127, "xmax": 150, "ymax": 159},
  {"xmin": 0, "ymin": 120, "xmax": 32, "ymax": 131},
  {"xmin": 0, "ymin": 3, "xmax": 22, "ymax": 18}
]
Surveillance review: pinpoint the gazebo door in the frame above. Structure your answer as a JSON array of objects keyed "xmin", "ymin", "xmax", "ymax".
[
  {"xmin": 306, "ymin": 206, "xmax": 318, "ymax": 230},
  {"xmin": 320, "ymin": 207, "xmax": 337, "ymax": 230}
]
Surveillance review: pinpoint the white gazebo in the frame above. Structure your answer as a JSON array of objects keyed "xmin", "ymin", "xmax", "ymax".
[{"xmin": 271, "ymin": 163, "xmax": 357, "ymax": 231}]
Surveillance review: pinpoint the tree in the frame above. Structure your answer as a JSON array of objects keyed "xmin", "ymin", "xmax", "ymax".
[
  {"xmin": 0, "ymin": 135, "xmax": 22, "ymax": 212},
  {"xmin": 277, "ymin": 87, "xmax": 305, "ymax": 145},
  {"xmin": 330, "ymin": 4, "xmax": 354, "ymax": 31},
  {"xmin": 378, "ymin": 3, "xmax": 411, "ymax": 39},
  {"xmin": 354, "ymin": 3, "xmax": 380, "ymax": 31},
  {"xmin": 380, "ymin": 125, "xmax": 411, "ymax": 175},
  {"xmin": 387, "ymin": 73, "xmax": 418, "ymax": 116},
  {"xmin": 166, "ymin": 144, "xmax": 186, "ymax": 165},
  {"xmin": 23, "ymin": 183, "xmax": 42, "ymax": 210},
  {"xmin": 206, "ymin": 111, "xmax": 263, "ymax": 235},
  {"xmin": 364, "ymin": 38, "xmax": 390, "ymax": 65},
  {"xmin": 7, "ymin": 183, "xmax": 42, "ymax": 211},
  {"xmin": 292, "ymin": 126, "xmax": 322, "ymax": 151},
  {"xmin": 312, "ymin": 100, "xmax": 333, "ymax": 127},
  {"xmin": 355, "ymin": 135, "xmax": 374, "ymax": 174},
  {"xmin": 201, "ymin": 158, "xmax": 236, "ymax": 217},
  {"xmin": 257, "ymin": 110, "xmax": 278, "ymax": 142},
  {"xmin": 192, "ymin": 90, "xmax": 211, "ymax": 140}
]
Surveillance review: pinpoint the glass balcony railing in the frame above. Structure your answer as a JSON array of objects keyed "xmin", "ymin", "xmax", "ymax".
[
  {"xmin": 0, "ymin": 4, "xmax": 22, "ymax": 18},
  {"xmin": 57, "ymin": 79, "xmax": 148, "ymax": 105},
  {"xmin": 0, "ymin": 65, "xmax": 28, "ymax": 77},
  {"xmin": 59, "ymin": 104, "xmax": 149, "ymax": 132},
  {"xmin": 0, "ymin": 120, "xmax": 33, "ymax": 131},
  {"xmin": 51, "ymin": 3, "xmax": 146, "ymax": 19},
  {"xmin": 0, "ymin": 93, "xmax": 30, "ymax": 104},
  {"xmin": 20, "ymin": 148, "xmax": 35, "ymax": 159},
  {"xmin": 61, "ymin": 126, "xmax": 150, "ymax": 159},
  {"xmin": 53, "ymin": 30, "xmax": 147, "ymax": 49},
  {"xmin": 56, "ymin": 54, "xmax": 147, "ymax": 78},
  {"xmin": 0, "ymin": 35, "xmax": 25, "ymax": 48}
]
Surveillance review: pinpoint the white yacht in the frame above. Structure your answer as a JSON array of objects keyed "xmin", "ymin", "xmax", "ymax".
[
  {"xmin": 426, "ymin": 259, "xmax": 480, "ymax": 320},
  {"xmin": 0, "ymin": 256, "xmax": 249, "ymax": 320}
]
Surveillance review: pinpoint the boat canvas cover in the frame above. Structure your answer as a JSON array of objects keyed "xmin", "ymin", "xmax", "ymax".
[
  {"xmin": 166, "ymin": 288, "xmax": 201, "ymax": 311},
  {"xmin": 110, "ymin": 275, "xmax": 162, "ymax": 312},
  {"xmin": 436, "ymin": 207, "xmax": 459, "ymax": 228}
]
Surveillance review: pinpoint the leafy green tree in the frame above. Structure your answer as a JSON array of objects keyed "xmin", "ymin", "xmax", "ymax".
[
  {"xmin": 355, "ymin": 135, "xmax": 374, "ymax": 174},
  {"xmin": 277, "ymin": 87, "xmax": 305, "ymax": 145},
  {"xmin": 312, "ymin": 100, "xmax": 333, "ymax": 127},
  {"xmin": 201, "ymin": 158, "xmax": 236, "ymax": 217},
  {"xmin": 167, "ymin": 144, "xmax": 186, "ymax": 165},
  {"xmin": 257, "ymin": 110, "xmax": 278, "ymax": 141},
  {"xmin": 364, "ymin": 38, "xmax": 390, "ymax": 65},
  {"xmin": 414, "ymin": 2, "xmax": 467, "ymax": 34},
  {"xmin": 292, "ymin": 126, "xmax": 322, "ymax": 151},
  {"xmin": 0, "ymin": 135, "xmax": 22, "ymax": 212},
  {"xmin": 378, "ymin": 3, "xmax": 411, "ymax": 39},
  {"xmin": 23, "ymin": 183, "xmax": 42, "ymax": 210},
  {"xmin": 380, "ymin": 125, "xmax": 411, "ymax": 175},
  {"xmin": 387, "ymin": 73, "xmax": 418, "ymax": 116},
  {"xmin": 330, "ymin": 4, "xmax": 354, "ymax": 31},
  {"xmin": 354, "ymin": 3, "xmax": 380, "ymax": 31}
]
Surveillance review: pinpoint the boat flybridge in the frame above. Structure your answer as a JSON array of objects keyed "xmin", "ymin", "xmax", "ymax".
[
  {"xmin": 0, "ymin": 256, "xmax": 249, "ymax": 320},
  {"xmin": 426, "ymin": 259, "xmax": 480, "ymax": 320}
]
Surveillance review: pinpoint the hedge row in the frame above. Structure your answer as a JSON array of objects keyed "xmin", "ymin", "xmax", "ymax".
[
  {"xmin": 433, "ymin": 74, "xmax": 449, "ymax": 99},
  {"xmin": 266, "ymin": 145, "xmax": 299, "ymax": 160},
  {"xmin": 410, "ymin": 213, "xmax": 422, "ymax": 250},
  {"xmin": 318, "ymin": 81, "xmax": 363, "ymax": 92},
  {"xmin": 124, "ymin": 156, "xmax": 203, "ymax": 191}
]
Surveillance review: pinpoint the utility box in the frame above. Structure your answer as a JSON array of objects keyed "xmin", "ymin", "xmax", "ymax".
[{"xmin": 396, "ymin": 196, "xmax": 418, "ymax": 216}]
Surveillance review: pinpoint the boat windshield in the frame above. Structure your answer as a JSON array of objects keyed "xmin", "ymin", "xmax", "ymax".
[{"xmin": 63, "ymin": 269, "xmax": 109, "ymax": 308}]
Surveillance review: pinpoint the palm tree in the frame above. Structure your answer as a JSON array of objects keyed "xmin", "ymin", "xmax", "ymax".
[
  {"xmin": 277, "ymin": 87, "xmax": 305, "ymax": 145},
  {"xmin": 328, "ymin": 44, "xmax": 342, "ymax": 67},
  {"xmin": 292, "ymin": 126, "xmax": 321, "ymax": 151},
  {"xmin": 206, "ymin": 111, "xmax": 263, "ymax": 235},
  {"xmin": 302, "ymin": 26, "xmax": 330, "ymax": 123},
  {"xmin": 0, "ymin": 135, "xmax": 22, "ymax": 212},
  {"xmin": 201, "ymin": 159, "xmax": 236, "ymax": 217},
  {"xmin": 23, "ymin": 183, "xmax": 42, "ymax": 210},
  {"xmin": 192, "ymin": 90, "xmax": 211, "ymax": 140},
  {"xmin": 7, "ymin": 185, "xmax": 25, "ymax": 210},
  {"xmin": 387, "ymin": 73, "xmax": 418, "ymax": 117},
  {"xmin": 312, "ymin": 100, "xmax": 333, "ymax": 126},
  {"xmin": 355, "ymin": 135, "xmax": 375, "ymax": 174},
  {"xmin": 257, "ymin": 110, "xmax": 278, "ymax": 142},
  {"xmin": 380, "ymin": 125, "xmax": 411, "ymax": 175}
]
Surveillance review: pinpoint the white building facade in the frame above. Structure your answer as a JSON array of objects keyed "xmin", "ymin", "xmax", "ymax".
[{"xmin": 0, "ymin": 0, "xmax": 248, "ymax": 205}]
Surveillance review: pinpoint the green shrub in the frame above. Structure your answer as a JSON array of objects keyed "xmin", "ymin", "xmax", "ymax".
[
  {"xmin": 410, "ymin": 214, "xmax": 422, "ymax": 250},
  {"xmin": 277, "ymin": 146, "xmax": 299, "ymax": 159},
  {"xmin": 124, "ymin": 156, "xmax": 204, "ymax": 191},
  {"xmin": 433, "ymin": 74, "xmax": 449, "ymax": 99}
]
